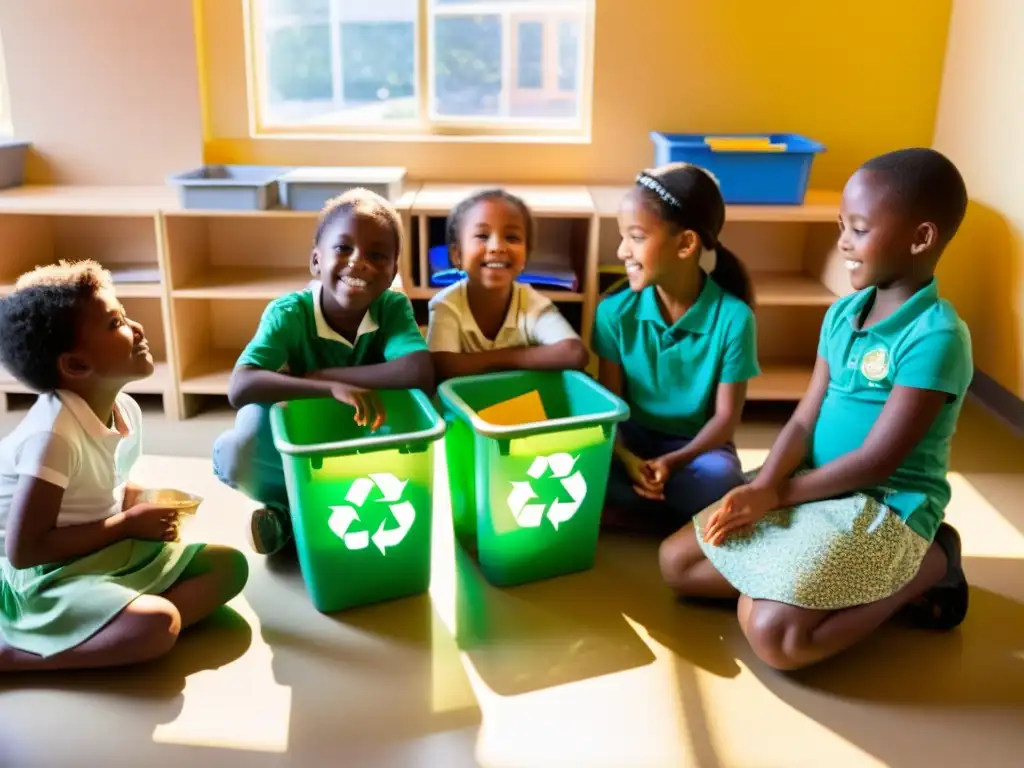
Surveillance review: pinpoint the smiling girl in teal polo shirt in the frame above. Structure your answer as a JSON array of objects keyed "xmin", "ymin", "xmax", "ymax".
[
  {"xmin": 593, "ymin": 163, "xmax": 759, "ymax": 534},
  {"xmin": 660, "ymin": 148, "xmax": 973, "ymax": 672}
]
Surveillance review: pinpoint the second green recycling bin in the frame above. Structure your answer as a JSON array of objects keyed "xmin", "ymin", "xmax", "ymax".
[
  {"xmin": 439, "ymin": 370, "xmax": 629, "ymax": 587},
  {"xmin": 270, "ymin": 390, "xmax": 445, "ymax": 613}
]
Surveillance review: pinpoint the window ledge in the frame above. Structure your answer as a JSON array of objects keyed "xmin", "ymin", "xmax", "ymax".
[{"xmin": 249, "ymin": 130, "xmax": 592, "ymax": 146}]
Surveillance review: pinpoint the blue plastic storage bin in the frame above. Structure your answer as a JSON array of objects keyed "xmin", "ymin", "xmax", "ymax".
[{"xmin": 650, "ymin": 132, "xmax": 825, "ymax": 205}]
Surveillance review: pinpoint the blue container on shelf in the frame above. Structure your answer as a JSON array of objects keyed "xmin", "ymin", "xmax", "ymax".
[{"xmin": 649, "ymin": 132, "xmax": 825, "ymax": 205}]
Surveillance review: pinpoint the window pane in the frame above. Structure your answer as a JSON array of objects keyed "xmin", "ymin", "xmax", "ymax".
[
  {"xmin": 558, "ymin": 18, "xmax": 579, "ymax": 91},
  {"xmin": 517, "ymin": 22, "xmax": 543, "ymax": 90},
  {"xmin": 433, "ymin": 15, "xmax": 502, "ymax": 118},
  {"xmin": 259, "ymin": 0, "xmax": 418, "ymax": 127},
  {"xmin": 430, "ymin": 2, "xmax": 586, "ymax": 124}
]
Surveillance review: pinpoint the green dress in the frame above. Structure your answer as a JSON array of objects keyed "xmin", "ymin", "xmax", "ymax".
[{"xmin": 1, "ymin": 540, "xmax": 202, "ymax": 658}]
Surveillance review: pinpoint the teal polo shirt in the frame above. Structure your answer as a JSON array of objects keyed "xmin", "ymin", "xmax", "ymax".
[
  {"xmin": 236, "ymin": 283, "xmax": 427, "ymax": 376},
  {"xmin": 810, "ymin": 278, "xmax": 973, "ymax": 541},
  {"xmin": 593, "ymin": 277, "xmax": 760, "ymax": 437}
]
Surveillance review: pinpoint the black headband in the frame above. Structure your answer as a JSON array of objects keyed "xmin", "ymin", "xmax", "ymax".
[{"xmin": 635, "ymin": 172, "xmax": 718, "ymax": 250}]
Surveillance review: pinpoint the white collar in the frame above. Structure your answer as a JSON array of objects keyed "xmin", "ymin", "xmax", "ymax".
[
  {"xmin": 311, "ymin": 282, "xmax": 379, "ymax": 348},
  {"xmin": 56, "ymin": 390, "xmax": 126, "ymax": 439},
  {"xmin": 460, "ymin": 281, "xmax": 525, "ymax": 338}
]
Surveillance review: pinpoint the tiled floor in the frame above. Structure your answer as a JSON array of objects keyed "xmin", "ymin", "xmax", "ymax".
[{"xmin": 1, "ymin": 400, "xmax": 1023, "ymax": 767}]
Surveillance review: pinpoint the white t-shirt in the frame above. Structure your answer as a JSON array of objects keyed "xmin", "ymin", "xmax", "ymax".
[
  {"xmin": 0, "ymin": 391, "xmax": 143, "ymax": 550},
  {"xmin": 426, "ymin": 279, "xmax": 579, "ymax": 353}
]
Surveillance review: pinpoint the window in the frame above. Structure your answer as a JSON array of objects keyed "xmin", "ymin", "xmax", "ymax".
[{"xmin": 247, "ymin": 0, "xmax": 594, "ymax": 138}]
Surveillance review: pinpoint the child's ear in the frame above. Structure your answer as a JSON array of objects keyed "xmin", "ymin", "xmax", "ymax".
[
  {"xmin": 449, "ymin": 244, "xmax": 461, "ymax": 269},
  {"xmin": 676, "ymin": 230, "xmax": 701, "ymax": 260},
  {"xmin": 911, "ymin": 222, "xmax": 938, "ymax": 255},
  {"xmin": 58, "ymin": 352, "xmax": 92, "ymax": 381},
  {"xmin": 309, "ymin": 247, "xmax": 321, "ymax": 277}
]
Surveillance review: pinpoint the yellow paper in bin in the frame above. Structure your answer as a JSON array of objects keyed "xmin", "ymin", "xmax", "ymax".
[
  {"xmin": 478, "ymin": 390, "xmax": 547, "ymax": 426},
  {"xmin": 705, "ymin": 136, "xmax": 787, "ymax": 152}
]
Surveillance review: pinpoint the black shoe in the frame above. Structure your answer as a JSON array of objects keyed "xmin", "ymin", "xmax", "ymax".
[
  {"xmin": 247, "ymin": 506, "xmax": 293, "ymax": 556},
  {"xmin": 903, "ymin": 522, "xmax": 969, "ymax": 630}
]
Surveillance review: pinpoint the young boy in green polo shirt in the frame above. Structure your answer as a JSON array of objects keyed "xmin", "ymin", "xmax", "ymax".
[
  {"xmin": 213, "ymin": 189, "xmax": 434, "ymax": 556},
  {"xmin": 661, "ymin": 148, "xmax": 973, "ymax": 671}
]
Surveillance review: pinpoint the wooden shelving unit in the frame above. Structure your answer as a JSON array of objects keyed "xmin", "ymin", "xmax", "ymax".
[
  {"xmin": 0, "ymin": 185, "xmax": 182, "ymax": 416},
  {"xmin": 0, "ymin": 183, "xmax": 848, "ymax": 417}
]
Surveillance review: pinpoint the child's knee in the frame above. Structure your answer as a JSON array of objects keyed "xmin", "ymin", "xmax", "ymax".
[
  {"xmin": 212, "ymin": 405, "xmax": 272, "ymax": 489},
  {"xmin": 658, "ymin": 526, "xmax": 701, "ymax": 590},
  {"xmin": 678, "ymin": 450, "xmax": 745, "ymax": 508},
  {"xmin": 125, "ymin": 595, "xmax": 182, "ymax": 660},
  {"xmin": 200, "ymin": 545, "xmax": 250, "ymax": 603},
  {"xmin": 740, "ymin": 600, "xmax": 810, "ymax": 672},
  {"xmin": 691, "ymin": 450, "xmax": 744, "ymax": 489}
]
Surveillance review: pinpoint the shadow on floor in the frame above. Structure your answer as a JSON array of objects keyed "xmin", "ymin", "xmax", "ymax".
[
  {"xmin": 447, "ymin": 541, "xmax": 658, "ymax": 696},
  {"xmin": 242, "ymin": 551, "xmax": 482, "ymax": 761},
  {"xmin": 727, "ymin": 556, "xmax": 1024, "ymax": 768},
  {"xmin": 0, "ymin": 607, "xmax": 252, "ymax": 759}
]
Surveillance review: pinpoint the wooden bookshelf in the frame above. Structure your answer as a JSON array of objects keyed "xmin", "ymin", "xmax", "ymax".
[
  {"xmin": 0, "ymin": 183, "xmax": 847, "ymax": 417},
  {"xmin": 0, "ymin": 186, "xmax": 182, "ymax": 416}
]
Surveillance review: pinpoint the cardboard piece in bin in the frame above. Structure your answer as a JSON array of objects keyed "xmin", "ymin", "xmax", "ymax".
[{"xmin": 478, "ymin": 390, "xmax": 547, "ymax": 426}]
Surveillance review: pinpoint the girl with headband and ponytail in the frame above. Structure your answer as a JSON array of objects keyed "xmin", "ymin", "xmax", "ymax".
[{"xmin": 593, "ymin": 162, "xmax": 759, "ymax": 535}]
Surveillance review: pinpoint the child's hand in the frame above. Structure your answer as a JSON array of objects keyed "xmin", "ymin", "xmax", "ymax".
[
  {"xmin": 123, "ymin": 504, "xmax": 181, "ymax": 542},
  {"xmin": 621, "ymin": 450, "xmax": 664, "ymax": 501},
  {"xmin": 330, "ymin": 382, "xmax": 386, "ymax": 431},
  {"xmin": 702, "ymin": 484, "xmax": 779, "ymax": 546},
  {"xmin": 641, "ymin": 456, "xmax": 673, "ymax": 494}
]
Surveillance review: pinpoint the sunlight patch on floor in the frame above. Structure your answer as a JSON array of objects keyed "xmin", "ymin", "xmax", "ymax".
[
  {"xmin": 151, "ymin": 592, "xmax": 293, "ymax": 754},
  {"xmin": 697, "ymin": 663, "xmax": 888, "ymax": 768},
  {"xmin": 136, "ymin": 455, "xmax": 294, "ymax": 754},
  {"xmin": 945, "ymin": 472, "xmax": 1024, "ymax": 558}
]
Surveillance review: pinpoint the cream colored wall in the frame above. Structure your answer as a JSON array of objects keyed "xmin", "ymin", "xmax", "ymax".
[
  {"xmin": 0, "ymin": 0, "xmax": 951, "ymax": 190},
  {"xmin": 933, "ymin": 0, "xmax": 1024, "ymax": 396},
  {"xmin": 200, "ymin": 0, "xmax": 952, "ymax": 189},
  {"xmin": 0, "ymin": 0, "xmax": 202, "ymax": 185}
]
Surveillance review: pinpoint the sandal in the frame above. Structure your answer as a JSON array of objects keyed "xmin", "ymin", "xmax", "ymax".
[{"xmin": 902, "ymin": 522, "xmax": 969, "ymax": 631}]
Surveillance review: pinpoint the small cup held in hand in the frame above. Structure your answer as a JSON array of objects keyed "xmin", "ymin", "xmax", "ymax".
[{"xmin": 139, "ymin": 488, "xmax": 204, "ymax": 517}]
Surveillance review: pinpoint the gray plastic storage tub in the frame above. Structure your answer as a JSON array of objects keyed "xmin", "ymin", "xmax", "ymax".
[
  {"xmin": 279, "ymin": 166, "xmax": 406, "ymax": 211},
  {"xmin": 0, "ymin": 140, "xmax": 31, "ymax": 189},
  {"xmin": 168, "ymin": 165, "xmax": 289, "ymax": 211}
]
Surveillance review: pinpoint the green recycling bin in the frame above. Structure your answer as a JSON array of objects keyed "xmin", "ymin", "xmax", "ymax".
[
  {"xmin": 439, "ymin": 370, "xmax": 629, "ymax": 587},
  {"xmin": 270, "ymin": 390, "xmax": 445, "ymax": 613}
]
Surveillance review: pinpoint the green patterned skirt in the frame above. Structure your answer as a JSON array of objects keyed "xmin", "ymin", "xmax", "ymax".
[
  {"xmin": 693, "ymin": 477, "xmax": 930, "ymax": 611},
  {"xmin": 1, "ymin": 539, "xmax": 202, "ymax": 658}
]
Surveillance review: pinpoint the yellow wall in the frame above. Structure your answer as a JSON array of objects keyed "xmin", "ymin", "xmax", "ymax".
[
  {"xmin": 933, "ymin": 0, "xmax": 1024, "ymax": 397},
  {"xmin": 0, "ymin": 0, "xmax": 202, "ymax": 185},
  {"xmin": 200, "ymin": 0, "xmax": 952, "ymax": 189}
]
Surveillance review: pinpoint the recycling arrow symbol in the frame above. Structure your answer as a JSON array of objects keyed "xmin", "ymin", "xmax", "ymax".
[
  {"xmin": 327, "ymin": 473, "xmax": 415, "ymax": 555},
  {"xmin": 506, "ymin": 453, "xmax": 588, "ymax": 530}
]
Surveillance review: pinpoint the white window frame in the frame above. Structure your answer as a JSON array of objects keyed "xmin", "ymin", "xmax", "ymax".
[{"xmin": 243, "ymin": 0, "xmax": 595, "ymax": 141}]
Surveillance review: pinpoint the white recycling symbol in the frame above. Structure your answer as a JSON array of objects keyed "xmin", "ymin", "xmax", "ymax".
[
  {"xmin": 327, "ymin": 473, "xmax": 415, "ymax": 555},
  {"xmin": 506, "ymin": 453, "xmax": 588, "ymax": 530}
]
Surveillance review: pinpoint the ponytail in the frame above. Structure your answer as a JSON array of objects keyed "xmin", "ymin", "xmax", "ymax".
[
  {"xmin": 634, "ymin": 164, "xmax": 754, "ymax": 305},
  {"xmin": 711, "ymin": 244, "xmax": 754, "ymax": 306}
]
